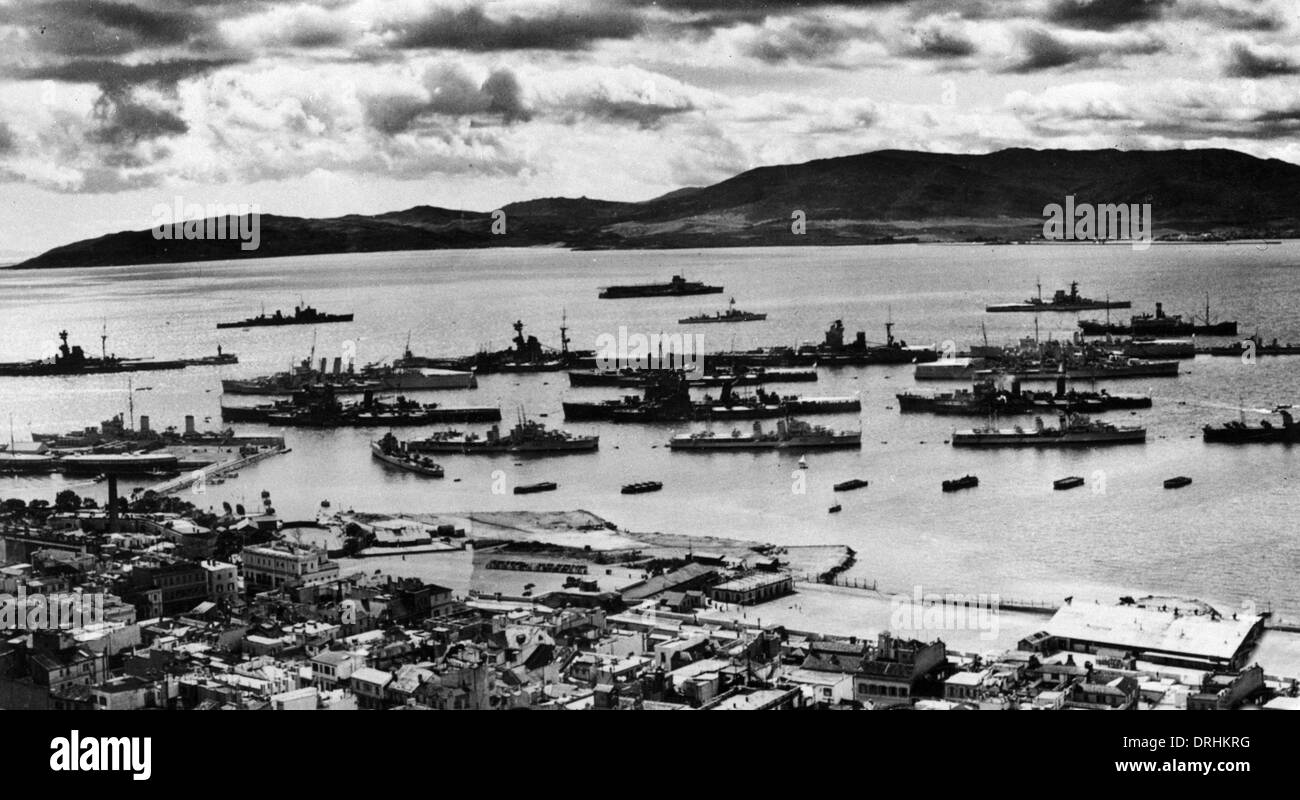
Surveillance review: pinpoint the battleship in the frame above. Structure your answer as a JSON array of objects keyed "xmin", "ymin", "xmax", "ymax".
[
  {"xmin": 796, "ymin": 320, "xmax": 938, "ymax": 365},
  {"xmin": 986, "ymin": 281, "xmax": 1130, "ymax": 313},
  {"xmin": 396, "ymin": 318, "xmax": 595, "ymax": 374},
  {"xmin": 216, "ymin": 303, "xmax": 353, "ymax": 329},
  {"xmin": 562, "ymin": 371, "xmax": 859, "ymax": 422},
  {"xmin": 404, "ymin": 414, "xmax": 598, "ymax": 455},
  {"xmin": 951, "ymin": 413, "xmax": 1147, "ymax": 448},
  {"xmin": 668, "ymin": 418, "xmax": 861, "ymax": 450},
  {"xmin": 599, "ymin": 274, "xmax": 724, "ymax": 299},
  {"xmin": 0, "ymin": 330, "xmax": 190, "ymax": 377},
  {"xmin": 1078, "ymin": 299, "xmax": 1238, "ymax": 337},
  {"xmin": 222, "ymin": 352, "xmax": 477, "ymax": 395},
  {"xmin": 567, "ymin": 365, "xmax": 816, "ymax": 388},
  {"xmin": 370, "ymin": 433, "xmax": 445, "ymax": 477},
  {"xmin": 221, "ymin": 387, "xmax": 500, "ymax": 427},
  {"xmin": 897, "ymin": 377, "xmax": 1151, "ymax": 415},
  {"xmin": 32, "ymin": 412, "xmax": 283, "ymax": 451},
  {"xmin": 1202, "ymin": 407, "xmax": 1300, "ymax": 443},
  {"xmin": 679, "ymin": 297, "xmax": 767, "ymax": 324}
]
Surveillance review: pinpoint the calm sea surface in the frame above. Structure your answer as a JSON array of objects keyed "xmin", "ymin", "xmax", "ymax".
[{"xmin": 1, "ymin": 243, "xmax": 1298, "ymax": 616}]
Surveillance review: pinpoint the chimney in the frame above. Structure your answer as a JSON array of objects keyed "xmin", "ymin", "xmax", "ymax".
[
  {"xmin": 333, "ymin": 357, "xmax": 342, "ymax": 375},
  {"xmin": 185, "ymin": 415, "xmax": 196, "ymax": 435},
  {"xmin": 139, "ymin": 415, "xmax": 150, "ymax": 433},
  {"xmin": 320, "ymin": 358, "xmax": 328, "ymax": 374}
]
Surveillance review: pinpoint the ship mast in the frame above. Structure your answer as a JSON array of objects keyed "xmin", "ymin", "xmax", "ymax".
[
  {"xmin": 101, "ymin": 320, "xmax": 108, "ymax": 360},
  {"xmin": 128, "ymin": 376, "xmax": 135, "ymax": 431}
]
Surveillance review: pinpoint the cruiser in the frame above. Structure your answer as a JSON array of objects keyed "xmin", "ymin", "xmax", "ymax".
[
  {"xmin": 221, "ymin": 387, "xmax": 500, "ymax": 427},
  {"xmin": 567, "ymin": 366, "xmax": 817, "ymax": 388},
  {"xmin": 951, "ymin": 413, "xmax": 1146, "ymax": 448},
  {"xmin": 217, "ymin": 303, "xmax": 353, "ymax": 329},
  {"xmin": 599, "ymin": 274, "xmax": 724, "ymax": 299},
  {"xmin": 563, "ymin": 371, "xmax": 858, "ymax": 422},
  {"xmin": 986, "ymin": 281, "xmax": 1129, "ymax": 313},
  {"xmin": 371, "ymin": 433, "xmax": 444, "ymax": 477},
  {"xmin": 396, "ymin": 318, "xmax": 595, "ymax": 374},
  {"xmin": 1200, "ymin": 335, "xmax": 1300, "ymax": 357},
  {"xmin": 405, "ymin": 414, "xmax": 598, "ymax": 455},
  {"xmin": 679, "ymin": 297, "xmax": 767, "ymax": 324},
  {"xmin": 223, "ymin": 354, "xmax": 476, "ymax": 395},
  {"xmin": 668, "ymin": 418, "xmax": 861, "ymax": 450},
  {"xmin": 897, "ymin": 377, "xmax": 1150, "ymax": 416}
]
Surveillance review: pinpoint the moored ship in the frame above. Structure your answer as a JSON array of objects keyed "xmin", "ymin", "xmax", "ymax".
[
  {"xmin": 1202, "ymin": 407, "xmax": 1300, "ymax": 443},
  {"xmin": 563, "ymin": 371, "xmax": 858, "ymax": 422},
  {"xmin": 396, "ymin": 318, "xmax": 595, "ymax": 374},
  {"xmin": 567, "ymin": 365, "xmax": 816, "ymax": 388},
  {"xmin": 679, "ymin": 297, "xmax": 766, "ymax": 324},
  {"xmin": 0, "ymin": 330, "xmax": 188, "ymax": 377},
  {"xmin": 217, "ymin": 303, "xmax": 353, "ymax": 329},
  {"xmin": 951, "ymin": 413, "xmax": 1147, "ymax": 448},
  {"xmin": 221, "ymin": 387, "xmax": 500, "ymax": 427},
  {"xmin": 897, "ymin": 377, "xmax": 1150, "ymax": 416},
  {"xmin": 223, "ymin": 353, "xmax": 476, "ymax": 395},
  {"xmin": 405, "ymin": 414, "xmax": 598, "ymax": 455},
  {"xmin": 668, "ymin": 417, "xmax": 861, "ymax": 450},
  {"xmin": 1200, "ymin": 335, "xmax": 1300, "ymax": 357},
  {"xmin": 1078, "ymin": 300, "xmax": 1237, "ymax": 337},
  {"xmin": 370, "ymin": 433, "xmax": 444, "ymax": 477},
  {"xmin": 797, "ymin": 319, "xmax": 938, "ymax": 365},
  {"xmin": 599, "ymin": 274, "xmax": 723, "ymax": 299},
  {"xmin": 986, "ymin": 281, "xmax": 1129, "ymax": 313}
]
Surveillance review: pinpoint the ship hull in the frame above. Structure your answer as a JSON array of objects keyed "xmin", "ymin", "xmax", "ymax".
[
  {"xmin": 987, "ymin": 301, "xmax": 1130, "ymax": 313},
  {"xmin": 217, "ymin": 314, "xmax": 353, "ymax": 329},
  {"xmin": 600, "ymin": 286, "xmax": 723, "ymax": 299},
  {"xmin": 669, "ymin": 435, "xmax": 861, "ymax": 450},
  {"xmin": 370, "ymin": 444, "xmax": 444, "ymax": 476},
  {"xmin": 951, "ymin": 429, "xmax": 1146, "ymax": 447}
]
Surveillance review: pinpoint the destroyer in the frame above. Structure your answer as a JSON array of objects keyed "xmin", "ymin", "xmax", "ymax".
[
  {"xmin": 679, "ymin": 297, "xmax": 766, "ymax": 324},
  {"xmin": 217, "ymin": 303, "xmax": 353, "ymax": 329},
  {"xmin": 986, "ymin": 281, "xmax": 1129, "ymax": 313},
  {"xmin": 668, "ymin": 418, "xmax": 861, "ymax": 450},
  {"xmin": 599, "ymin": 274, "xmax": 723, "ymax": 299},
  {"xmin": 951, "ymin": 413, "xmax": 1146, "ymax": 448},
  {"xmin": 897, "ymin": 377, "xmax": 1151, "ymax": 415}
]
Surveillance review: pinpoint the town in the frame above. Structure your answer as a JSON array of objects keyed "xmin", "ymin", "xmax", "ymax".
[{"xmin": 2, "ymin": 490, "xmax": 1296, "ymax": 712}]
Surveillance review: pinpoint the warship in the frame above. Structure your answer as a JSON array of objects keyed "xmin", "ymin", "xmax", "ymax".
[
  {"xmin": 220, "ymin": 387, "xmax": 500, "ymax": 427},
  {"xmin": 223, "ymin": 351, "xmax": 476, "ymax": 395},
  {"xmin": 217, "ymin": 303, "xmax": 353, "ymax": 329},
  {"xmin": 668, "ymin": 418, "xmax": 861, "ymax": 450},
  {"xmin": 599, "ymin": 274, "xmax": 723, "ymax": 299},
  {"xmin": 897, "ymin": 377, "xmax": 1150, "ymax": 415},
  {"xmin": 679, "ymin": 297, "xmax": 767, "ymax": 324},
  {"xmin": 562, "ymin": 371, "xmax": 859, "ymax": 422},
  {"xmin": 405, "ymin": 414, "xmax": 598, "ymax": 455},
  {"xmin": 951, "ymin": 413, "xmax": 1147, "ymax": 448},
  {"xmin": 396, "ymin": 318, "xmax": 595, "ymax": 374},
  {"xmin": 566, "ymin": 365, "xmax": 816, "ymax": 388},
  {"xmin": 1199, "ymin": 335, "xmax": 1300, "ymax": 357},
  {"xmin": 986, "ymin": 281, "xmax": 1129, "ymax": 313},
  {"xmin": 795, "ymin": 319, "xmax": 938, "ymax": 365},
  {"xmin": 1202, "ymin": 407, "xmax": 1300, "ymax": 443},
  {"xmin": 0, "ymin": 330, "xmax": 189, "ymax": 377},
  {"xmin": 370, "ymin": 433, "xmax": 445, "ymax": 477}
]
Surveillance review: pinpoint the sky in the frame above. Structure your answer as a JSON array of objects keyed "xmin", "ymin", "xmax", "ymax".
[{"xmin": 1, "ymin": 0, "xmax": 1299, "ymax": 256}]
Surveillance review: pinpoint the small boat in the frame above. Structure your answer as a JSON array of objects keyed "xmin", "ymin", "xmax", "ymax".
[
  {"xmin": 514, "ymin": 481, "xmax": 558, "ymax": 495},
  {"xmin": 828, "ymin": 504, "xmax": 842, "ymax": 514},
  {"xmin": 1053, "ymin": 476, "xmax": 1085, "ymax": 490},
  {"xmin": 941, "ymin": 475, "xmax": 979, "ymax": 492},
  {"xmin": 1163, "ymin": 476, "xmax": 1193, "ymax": 489},
  {"xmin": 833, "ymin": 478, "xmax": 870, "ymax": 492},
  {"xmin": 621, "ymin": 481, "xmax": 664, "ymax": 494}
]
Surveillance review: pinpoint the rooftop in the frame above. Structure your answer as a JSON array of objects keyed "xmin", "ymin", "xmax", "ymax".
[{"xmin": 1046, "ymin": 602, "xmax": 1262, "ymax": 662}]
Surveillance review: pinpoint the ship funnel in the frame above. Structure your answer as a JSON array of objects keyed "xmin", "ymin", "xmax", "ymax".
[
  {"xmin": 320, "ymin": 358, "xmax": 328, "ymax": 374},
  {"xmin": 139, "ymin": 416, "xmax": 150, "ymax": 433},
  {"xmin": 1155, "ymin": 302, "xmax": 1164, "ymax": 319},
  {"xmin": 333, "ymin": 357, "xmax": 342, "ymax": 375},
  {"xmin": 1055, "ymin": 376, "xmax": 1066, "ymax": 397},
  {"xmin": 185, "ymin": 415, "xmax": 195, "ymax": 435}
]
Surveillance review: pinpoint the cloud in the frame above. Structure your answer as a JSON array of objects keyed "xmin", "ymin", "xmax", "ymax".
[
  {"xmin": 740, "ymin": 17, "xmax": 867, "ymax": 64},
  {"xmin": 88, "ymin": 88, "xmax": 188, "ymax": 147},
  {"xmin": 1049, "ymin": 0, "xmax": 1174, "ymax": 31},
  {"xmin": 1006, "ymin": 27, "xmax": 1164, "ymax": 72},
  {"xmin": 1223, "ymin": 41, "xmax": 1299, "ymax": 78},
  {"xmin": 0, "ymin": 0, "xmax": 213, "ymax": 57},
  {"xmin": 362, "ymin": 63, "xmax": 531, "ymax": 134},
  {"xmin": 902, "ymin": 17, "xmax": 977, "ymax": 59},
  {"xmin": 14, "ymin": 58, "xmax": 242, "ymax": 88},
  {"xmin": 0, "ymin": 121, "xmax": 15, "ymax": 154},
  {"xmin": 378, "ymin": 5, "xmax": 644, "ymax": 51}
]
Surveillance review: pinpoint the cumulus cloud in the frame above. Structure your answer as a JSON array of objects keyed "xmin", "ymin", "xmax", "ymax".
[
  {"xmin": 1224, "ymin": 40, "xmax": 1300, "ymax": 78},
  {"xmin": 1006, "ymin": 27, "xmax": 1164, "ymax": 72},
  {"xmin": 377, "ymin": 4, "xmax": 644, "ymax": 51},
  {"xmin": 1048, "ymin": 0, "xmax": 1174, "ymax": 31}
]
